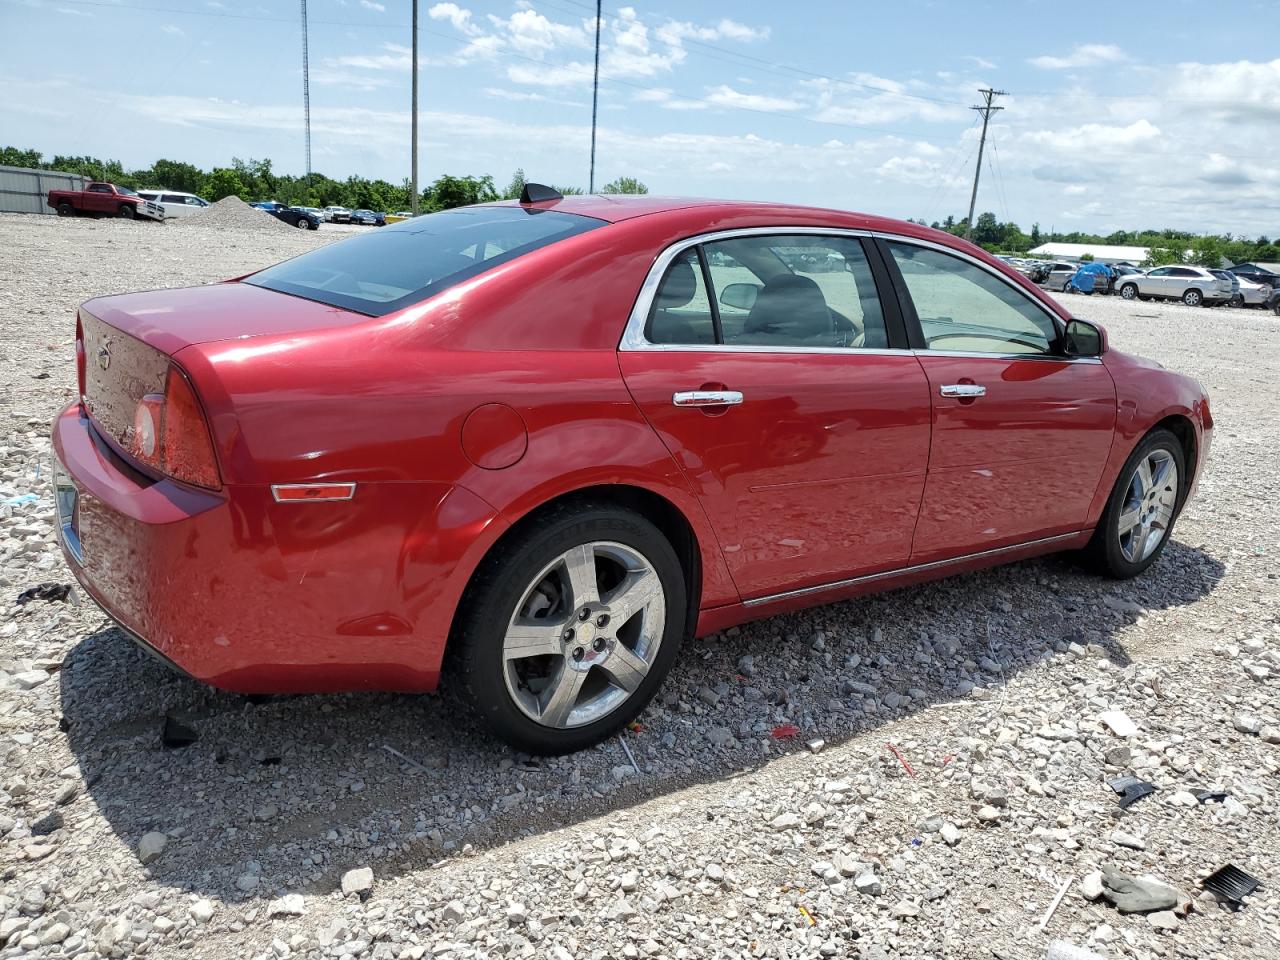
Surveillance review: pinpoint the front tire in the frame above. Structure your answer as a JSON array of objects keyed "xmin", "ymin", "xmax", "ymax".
[
  {"xmin": 452, "ymin": 502, "xmax": 687, "ymax": 754},
  {"xmin": 1084, "ymin": 428, "xmax": 1186, "ymax": 579},
  {"xmin": 117, "ymin": 204, "xmax": 135, "ymax": 219},
  {"xmin": 294, "ymin": 217, "xmax": 309, "ymax": 229}
]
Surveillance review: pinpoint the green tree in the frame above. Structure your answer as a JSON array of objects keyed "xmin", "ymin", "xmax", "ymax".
[
  {"xmin": 601, "ymin": 176, "xmax": 648, "ymax": 195},
  {"xmin": 426, "ymin": 174, "xmax": 497, "ymax": 211},
  {"xmin": 502, "ymin": 168, "xmax": 527, "ymax": 200},
  {"xmin": 1079, "ymin": 253, "xmax": 1094, "ymax": 262},
  {"xmin": 205, "ymin": 167, "xmax": 248, "ymax": 201},
  {"xmin": 0, "ymin": 146, "xmax": 44, "ymax": 168},
  {"xmin": 972, "ymin": 211, "xmax": 1001, "ymax": 246},
  {"xmin": 1029, "ymin": 222, "xmax": 1041, "ymax": 245}
]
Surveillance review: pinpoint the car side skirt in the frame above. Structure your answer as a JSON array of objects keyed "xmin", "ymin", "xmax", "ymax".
[{"xmin": 694, "ymin": 529, "xmax": 1093, "ymax": 636}]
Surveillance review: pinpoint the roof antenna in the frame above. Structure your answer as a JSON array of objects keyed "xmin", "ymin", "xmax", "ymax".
[{"xmin": 520, "ymin": 182, "xmax": 563, "ymax": 204}]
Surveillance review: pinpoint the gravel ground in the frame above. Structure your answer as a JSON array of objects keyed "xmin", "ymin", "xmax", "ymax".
[{"xmin": 1, "ymin": 214, "xmax": 1277, "ymax": 960}]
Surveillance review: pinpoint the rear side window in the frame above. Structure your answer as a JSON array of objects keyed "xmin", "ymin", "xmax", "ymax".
[
  {"xmin": 646, "ymin": 234, "xmax": 888, "ymax": 349},
  {"xmin": 246, "ymin": 206, "xmax": 605, "ymax": 316}
]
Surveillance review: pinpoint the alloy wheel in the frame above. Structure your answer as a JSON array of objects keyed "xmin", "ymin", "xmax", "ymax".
[
  {"xmin": 1121, "ymin": 285, "xmax": 1136, "ymax": 300},
  {"xmin": 1184, "ymin": 289, "xmax": 1202, "ymax": 306},
  {"xmin": 502, "ymin": 541, "xmax": 666, "ymax": 729},
  {"xmin": 1118, "ymin": 450, "xmax": 1179, "ymax": 563}
]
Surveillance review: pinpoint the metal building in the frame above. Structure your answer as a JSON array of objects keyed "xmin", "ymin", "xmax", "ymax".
[{"xmin": 0, "ymin": 164, "xmax": 88, "ymax": 215}]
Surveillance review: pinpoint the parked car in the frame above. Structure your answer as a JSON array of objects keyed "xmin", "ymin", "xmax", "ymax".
[
  {"xmin": 254, "ymin": 201, "xmax": 321, "ymax": 230},
  {"xmin": 1110, "ymin": 264, "xmax": 1142, "ymax": 292},
  {"xmin": 350, "ymin": 208, "xmax": 386, "ymax": 226},
  {"xmin": 47, "ymin": 182, "xmax": 164, "ymax": 221},
  {"xmin": 1229, "ymin": 275, "xmax": 1272, "ymax": 307},
  {"xmin": 136, "ymin": 190, "xmax": 210, "ymax": 219},
  {"xmin": 1225, "ymin": 262, "xmax": 1279, "ymax": 293},
  {"xmin": 323, "ymin": 205, "xmax": 352, "ymax": 223},
  {"xmin": 291, "ymin": 205, "xmax": 324, "ymax": 219},
  {"xmin": 1040, "ymin": 262, "xmax": 1079, "ymax": 291},
  {"xmin": 51, "ymin": 187, "xmax": 1211, "ymax": 754},
  {"xmin": 1116, "ymin": 266, "xmax": 1234, "ymax": 306}
]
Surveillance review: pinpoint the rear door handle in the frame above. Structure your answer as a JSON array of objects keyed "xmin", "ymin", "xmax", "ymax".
[
  {"xmin": 939, "ymin": 384, "xmax": 986, "ymax": 398},
  {"xmin": 672, "ymin": 390, "xmax": 744, "ymax": 407}
]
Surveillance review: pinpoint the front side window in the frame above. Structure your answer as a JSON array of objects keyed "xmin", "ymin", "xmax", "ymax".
[
  {"xmin": 1147, "ymin": 267, "xmax": 1172, "ymax": 277},
  {"xmin": 886, "ymin": 242, "xmax": 1058, "ymax": 356},
  {"xmin": 646, "ymin": 234, "xmax": 888, "ymax": 349},
  {"xmin": 88, "ymin": 184, "xmax": 111, "ymax": 193},
  {"xmin": 247, "ymin": 206, "xmax": 605, "ymax": 316}
]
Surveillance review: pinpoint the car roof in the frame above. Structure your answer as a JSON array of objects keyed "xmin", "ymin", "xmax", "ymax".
[{"xmin": 489, "ymin": 194, "xmax": 920, "ymax": 231}]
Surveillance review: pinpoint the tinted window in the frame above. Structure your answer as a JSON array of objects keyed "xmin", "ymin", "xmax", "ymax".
[
  {"xmin": 887, "ymin": 242, "xmax": 1057, "ymax": 355},
  {"xmin": 247, "ymin": 206, "xmax": 604, "ymax": 316},
  {"xmin": 88, "ymin": 184, "xmax": 111, "ymax": 193},
  {"xmin": 1169, "ymin": 268, "xmax": 1197, "ymax": 278},
  {"xmin": 646, "ymin": 234, "xmax": 888, "ymax": 349},
  {"xmin": 646, "ymin": 250, "xmax": 716, "ymax": 345},
  {"xmin": 161, "ymin": 194, "xmax": 186, "ymax": 203},
  {"xmin": 1147, "ymin": 267, "xmax": 1171, "ymax": 277}
]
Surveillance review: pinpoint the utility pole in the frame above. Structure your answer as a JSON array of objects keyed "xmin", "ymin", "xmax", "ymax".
[
  {"xmin": 301, "ymin": 0, "xmax": 311, "ymax": 181},
  {"xmin": 410, "ymin": 0, "xmax": 419, "ymax": 215},
  {"xmin": 964, "ymin": 87, "xmax": 1005, "ymax": 241},
  {"xmin": 588, "ymin": 0, "xmax": 601, "ymax": 193}
]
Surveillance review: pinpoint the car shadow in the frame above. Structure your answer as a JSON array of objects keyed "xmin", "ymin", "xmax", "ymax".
[{"xmin": 58, "ymin": 539, "xmax": 1224, "ymax": 900}]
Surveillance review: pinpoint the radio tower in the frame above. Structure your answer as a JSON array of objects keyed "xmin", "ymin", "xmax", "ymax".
[{"xmin": 301, "ymin": 0, "xmax": 312, "ymax": 180}]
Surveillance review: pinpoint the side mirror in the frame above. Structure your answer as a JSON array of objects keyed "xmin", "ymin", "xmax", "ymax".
[
  {"xmin": 1064, "ymin": 318, "xmax": 1107, "ymax": 357},
  {"xmin": 719, "ymin": 282, "xmax": 759, "ymax": 311}
]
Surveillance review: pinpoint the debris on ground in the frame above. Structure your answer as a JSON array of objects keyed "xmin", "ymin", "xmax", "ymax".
[
  {"xmin": 1107, "ymin": 774, "xmax": 1157, "ymax": 809},
  {"xmin": 1100, "ymin": 865, "xmax": 1182, "ymax": 914},
  {"xmin": 1202, "ymin": 864, "xmax": 1262, "ymax": 907},
  {"xmin": 16, "ymin": 581, "xmax": 71, "ymax": 605}
]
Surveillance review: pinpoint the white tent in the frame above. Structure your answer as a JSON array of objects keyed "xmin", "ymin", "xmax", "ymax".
[{"xmin": 1027, "ymin": 243, "xmax": 1149, "ymax": 265}]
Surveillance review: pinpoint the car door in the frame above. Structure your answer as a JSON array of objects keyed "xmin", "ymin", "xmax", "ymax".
[
  {"xmin": 84, "ymin": 183, "xmax": 113, "ymax": 214},
  {"xmin": 878, "ymin": 238, "xmax": 1117, "ymax": 564},
  {"xmin": 619, "ymin": 231, "xmax": 932, "ymax": 600},
  {"xmin": 1140, "ymin": 266, "xmax": 1172, "ymax": 297}
]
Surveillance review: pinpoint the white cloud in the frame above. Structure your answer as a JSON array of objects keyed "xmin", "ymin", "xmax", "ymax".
[
  {"xmin": 1167, "ymin": 58, "xmax": 1280, "ymax": 118},
  {"xmin": 359, "ymin": 0, "xmax": 385, "ymax": 11},
  {"xmin": 1020, "ymin": 118, "xmax": 1161, "ymax": 153},
  {"xmin": 428, "ymin": 2, "xmax": 480, "ymax": 36},
  {"xmin": 161, "ymin": 24, "xmax": 184, "ymax": 36},
  {"xmin": 331, "ymin": 43, "xmax": 412, "ymax": 71},
  {"xmin": 1029, "ymin": 44, "xmax": 1128, "ymax": 69},
  {"xmin": 704, "ymin": 84, "xmax": 799, "ymax": 113},
  {"xmin": 655, "ymin": 18, "xmax": 768, "ymax": 45},
  {"xmin": 964, "ymin": 55, "xmax": 997, "ymax": 70}
]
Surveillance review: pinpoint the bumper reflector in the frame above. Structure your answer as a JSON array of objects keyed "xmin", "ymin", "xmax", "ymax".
[{"xmin": 271, "ymin": 483, "xmax": 356, "ymax": 503}]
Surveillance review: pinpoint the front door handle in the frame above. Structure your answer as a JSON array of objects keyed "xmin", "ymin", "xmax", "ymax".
[
  {"xmin": 939, "ymin": 384, "xmax": 986, "ymax": 398},
  {"xmin": 672, "ymin": 390, "xmax": 744, "ymax": 407}
]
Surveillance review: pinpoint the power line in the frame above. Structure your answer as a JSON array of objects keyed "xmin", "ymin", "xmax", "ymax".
[
  {"xmin": 964, "ymin": 87, "xmax": 1005, "ymax": 241},
  {"xmin": 411, "ymin": 0, "xmax": 419, "ymax": 214}
]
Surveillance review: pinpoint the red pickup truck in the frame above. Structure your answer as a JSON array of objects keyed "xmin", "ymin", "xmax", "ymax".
[{"xmin": 47, "ymin": 182, "xmax": 164, "ymax": 221}]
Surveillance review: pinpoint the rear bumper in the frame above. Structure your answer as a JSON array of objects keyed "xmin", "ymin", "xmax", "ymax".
[{"xmin": 52, "ymin": 403, "xmax": 506, "ymax": 694}]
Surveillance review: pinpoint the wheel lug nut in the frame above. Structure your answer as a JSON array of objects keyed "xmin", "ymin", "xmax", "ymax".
[
  {"xmin": 593, "ymin": 638, "xmax": 606, "ymax": 652},
  {"xmin": 596, "ymin": 614, "xmax": 610, "ymax": 628},
  {"xmin": 562, "ymin": 628, "xmax": 575, "ymax": 641},
  {"xmin": 572, "ymin": 647, "xmax": 585, "ymax": 662},
  {"xmin": 578, "ymin": 608, "xmax": 591, "ymax": 621}
]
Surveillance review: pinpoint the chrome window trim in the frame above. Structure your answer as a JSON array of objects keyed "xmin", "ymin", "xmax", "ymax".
[
  {"xmin": 742, "ymin": 531, "xmax": 1082, "ymax": 607},
  {"xmin": 619, "ymin": 226, "xmax": 1094, "ymax": 362}
]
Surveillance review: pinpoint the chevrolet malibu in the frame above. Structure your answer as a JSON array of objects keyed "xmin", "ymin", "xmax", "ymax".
[{"xmin": 52, "ymin": 186, "xmax": 1212, "ymax": 754}]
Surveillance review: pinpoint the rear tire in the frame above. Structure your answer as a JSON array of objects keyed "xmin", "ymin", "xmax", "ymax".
[
  {"xmin": 1230, "ymin": 294, "xmax": 1244, "ymax": 308},
  {"xmin": 1182, "ymin": 288, "xmax": 1202, "ymax": 306},
  {"xmin": 452, "ymin": 502, "xmax": 687, "ymax": 754},
  {"xmin": 1120, "ymin": 284, "xmax": 1137, "ymax": 300},
  {"xmin": 56, "ymin": 202, "xmax": 75, "ymax": 217},
  {"xmin": 1083, "ymin": 428, "xmax": 1186, "ymax": 579}
]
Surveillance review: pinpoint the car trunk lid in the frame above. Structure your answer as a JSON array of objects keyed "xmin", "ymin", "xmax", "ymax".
[{"xmin": 79, "ymin": 282, "xmax": 366, "ymax": 457}]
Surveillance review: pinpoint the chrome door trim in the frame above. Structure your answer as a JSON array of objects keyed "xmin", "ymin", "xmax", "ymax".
[
  {"xmin": 740, "ymin": 532, "xmax": 1082, "ymax": 607},
  {"xmin": 672, "ymin": 390, "xmax": 744, "ymax": 407}
]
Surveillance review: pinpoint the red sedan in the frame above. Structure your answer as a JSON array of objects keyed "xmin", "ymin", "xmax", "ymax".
[{"xmin": 51, "ymin": 187, "xmax": 1212, "ymax": 753}]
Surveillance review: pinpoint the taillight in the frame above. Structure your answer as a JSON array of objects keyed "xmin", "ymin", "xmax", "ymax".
[
  {"xmin": 129, "ymin": 365, "xmax": 221, "ymax": 489},
  {"xmin": 75, "ymin": 313, "xmax": 86, "ymax": 404}
]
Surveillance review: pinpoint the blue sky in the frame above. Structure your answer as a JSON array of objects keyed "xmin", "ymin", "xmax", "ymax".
[{"xmin": 3, "ymin": 0, "xmax": 1279, "ymax": 234}]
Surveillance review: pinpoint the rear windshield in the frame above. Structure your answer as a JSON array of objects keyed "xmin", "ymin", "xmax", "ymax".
[{"xmin": 246, "ymin": 206, "xmax": 604, "ymax": 316}]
